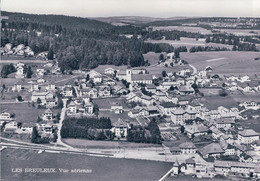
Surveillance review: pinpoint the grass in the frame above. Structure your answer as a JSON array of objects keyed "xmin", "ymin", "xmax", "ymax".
[
  {"xmin": 64, "ymin": 138, "xmax": 162, "ymax": 149},
  {"xmin": 93, "ymin": 97, "xmax": 128, "ymax": 109},
  {"xmin": 196, "ymin": 94, "xmax": 239, "ymax": 110},
  {"xmin": 0, "ymin": 102, "xmax": 60, "ymax": 123},
  {"xmin": 1, "ymin": 148, "xmax": 172, "ymax": 181},
  {"xmin": 215, "ymin": 29, "xmax": 260, "ymax": 36},
  {"xmin": 145, "ymin": 37, "xmax": 233, "ymax": 50},
  {"xmin": 180, "ymin": 51, "xmax": 260, "ymax": 76},
  {"xmin": 151, "ymin": 26, "xmax": 212, "ymax": 35}
]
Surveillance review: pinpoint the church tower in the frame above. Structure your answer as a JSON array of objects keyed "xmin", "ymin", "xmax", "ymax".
[{"xmin": 126, "ymin": 68, "xmax": 132, "ymax": 82}]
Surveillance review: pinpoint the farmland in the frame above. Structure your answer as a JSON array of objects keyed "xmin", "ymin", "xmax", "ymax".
[
  {"xmin": 214, "ymin": 29, "xmax": 260, "ymax": 36},
  {"xmin": 1, "ymin": 148, "xmax": 172, "ymax": 181},
  {"xmin": 180, "ymin": 51, "xmax": 260, "ymax": 76},
  {"xmin": 145, "ymin": 37, "xmax": 233, "ymax": 50},
  {"xmin": 151, "ymin": 26, "xmax": 212, "ymax": 35}
]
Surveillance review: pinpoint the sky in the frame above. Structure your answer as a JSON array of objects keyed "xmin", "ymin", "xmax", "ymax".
[{"xmin": 1, "ymin": 0, "xmax": 260, "ymax": 18}]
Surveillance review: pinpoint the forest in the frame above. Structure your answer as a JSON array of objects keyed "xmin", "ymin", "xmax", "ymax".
[
  {"xmin": 1, "ymin": 11, "xmax": 176, "ymax": 71},
  {"xmin": 60, "ymin": 117, "xmax": 114, "ymax": 140}
]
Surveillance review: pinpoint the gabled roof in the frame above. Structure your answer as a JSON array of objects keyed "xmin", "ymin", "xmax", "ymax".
[
  {"xmin": 113, "ymin": 118, "xmax": 128, "ymax": 127},
  {"xmin": 238, "ymin": 129, "xmax": 259, "ymax": 137},
  {"xmin": 185, "ymin": 158, "xmax": 195, "ymax": 164},
  {"xmin": 215, "ymin": 118, "xmax": 235, "ymax": 124},
  {"xmin": 179, "ymin": 142, "xmax": 196, "ymax": 149},
  {"xmin": 131, "ymin": 74, "xmax": 153, "ymax": 81},
  {"xmin": 199, "ymin": 143, "xmax": 224, "ymax": 156}
]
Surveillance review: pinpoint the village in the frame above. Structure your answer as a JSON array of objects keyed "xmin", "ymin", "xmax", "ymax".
[{"xmin": 1, "ymin": 41, "xmax": 260, "ymax": 180}]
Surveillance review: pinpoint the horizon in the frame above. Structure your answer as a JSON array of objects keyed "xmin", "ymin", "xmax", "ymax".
[{"xmin": 1, "ymin": 0, "xmax": 260, "ymax": 18}]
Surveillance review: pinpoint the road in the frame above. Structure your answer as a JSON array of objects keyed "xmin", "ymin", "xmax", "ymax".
[
  {"xmin": 189, "ymin": 64, "xmax": 198, "ymax": 75},
  {"xmin": 56, "ymin": 98, "xmax": 77, "ymax": 150}
]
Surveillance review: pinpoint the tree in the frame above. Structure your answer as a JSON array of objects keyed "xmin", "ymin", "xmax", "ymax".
[
  {"xmin": 47, "ymin": 48, "xmax": 54, "ymax": 60},
  {"xmin": 37, "ymin": 98, "xmax": 42, "ymax": 104},
  {"xmin": 174, "ymin": 51, "xmax": 180, "ymax": 58},
  {"xmin": 232, "ymin": 45, "xmax": 237, "ymax": 51},
  {"xmin": 26, "ymin": 66, "xmax": 33, "ymax": 78},
  {"xmin": 219, "ymin": 90, "xmax": 228, "ymax": 97},
  {"xmin": 17, "ymin": 95, "xmax": 23, "ymax": 102},
  {"xmin": 181, "ymin": 126, "xmax": 185, "ymax": 133},
  {"xmin": 162, "ymin": 70, "xmax": 167, "ymax": 77},
  {"xmin": 205, "ymin": 36, "xmax": 210, "ymax": 43},
  {"xmin": 159, "ymin": 54, "xmax": 164, "ymax": 61}
]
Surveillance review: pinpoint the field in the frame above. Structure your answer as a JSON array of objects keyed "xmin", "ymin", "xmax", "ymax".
[
  {"xmin": 151, "ymin": 26, "xmax": 212, "ymax": 35},
  {"xmin": 215, "ymin": 29, "xmax": 260, "ymax": 36},
  {"xmin": 64, "ymin": 138, "xmax": 162, "ymax": 149},
  {"xmin": 1, "ymin": 148, "xmax": 172, "ymax": 181},
  {"xmin": 0, "ymin": 102, "xmax": 60, "ymax": 123},
  {"xmin": 145, "ymin": 37, "xmax": 233, "ymax": 50},
  {"xmin": 180, "ymin": 51, "xmax": 260, "ymax": 76}
]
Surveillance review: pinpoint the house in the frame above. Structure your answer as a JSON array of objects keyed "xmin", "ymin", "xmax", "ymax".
[
  {"xmin": 62, "ymin": 86, "xmax": 73, "ymax": 97},
  {"xmin": 130, "ymin": 74, "xmax": 153, "ymax": 84},
  {"xmin": 239, "ymin": 75, "xmax": 250, "ymax": 82},
  {"xmin": 111, "ymin": 103, "xmax": 124, "ymax": 114},
  {"xmin": 205, "ymin": 66, "xmax": 213, "ymax": 72},
  {"xmin": 140, "ymin": 95, "xmax": 154, "ymax": 105},
  {"xmin": 184, "ymin": 124, "xmax": 208, "ymax": 138},
  {"xmin": 84, "ymin": 102, "xmax": 94, "ymax": 114},
  {"xmin": 36, "ymin": 68, "xmax": 45, "ymax": 77},
  {"xmin": 171, "ymin": 108, "xmax": 196, "ymax": 125},
  {"xmin": 159, "ymin": 82, "xmax": 178, "ymax": 91},
  {"xmin": 0, "ymin": 111, "xmax": 13, "ymax": 121},
  {"xmin": 116, "ymin": 71, "xmax": 127, "ymax": 80},
  {"xmin": 146, "ymin": 106, "xmax": 159, "ymax": 116},
  {"xmin": 224, "ymin": 144, "xmax": 236, "ymax": 156},
  {"xmin": 30, "ymin": 83, "xmax": 39, "ymax": 92},
  {"xmin": 12, "ymin": 83, "xmax": 22, "ymax": 92},
  {"xmin": 4, "ymin": 121, "xmax": 18, "ymax": 133},
  {"xmin": 20, "ymin": 122, "xmax": 34, "ymax": 134},
  {"xmin": 104, "ymin": 67, "xmax": 116, "ymax": 75},
  {"xmin": 178, "ymin": 86, "xmax": 194, "ymax": 95},
  {"xmin": 159, "ymin": 102, "xmax": 179, "ymax": 115},
  {"xmin": 15, "ymin": 66, "xmax": 24, "ymax": 78},
  {"xmin": 238, "ymin": 129, "xmax": 259, "ymax": 144},
  {"xmin": 145, "ymin": 84, "xmax": 157, "ymax": 93},
  {"xmin": 179, "ymin": 142, "xmax": 196, "ymax": 154},
  {"xmin": 46, "ymin": 83, "xmax": 56, "ymax": 91},
  {"xmin": 113, "ymin": 85, "xmax": 127, "ymax": 95},
  {"xmin": 46, "ymin": 98, "xmax": 56, "ymax": 108},
  {"xmin": 80, "ymin": 88, "xmax": 98, "ymax": 98},
  {"xmin": 215, "ymin": 118, "xmax": 235, "ymax": 129},
  {"xmin": 111, "ymin": 118, "xmax": 128, "ymax": 138},
  {"xmin": 128, "ymin": 107, "xmax": 149, "ymax": 118},
  {"xmin": 43, "ymin": 109, "xmax": 53, "ymax": 121},
  {"xmin": 31, "ymin": 91, "xmax": 53, "ymax": 104},
  {"xmin": 199, "ymin": 143, "xmax": 224, "ymax": 158},
  {"xmin": 98, "ymin": 86, "xmax": 111, "ymax": 97},
  {"xmin": 93, "ymin": 75, "xmax": 103, "ymax": 84},
  {"xmin": 171, "ymin": 160, "xmax": 180, "ymax": 176},
  {"xmin": 67, "ymin": 101, "xmax": 77, "ymax": 114}
]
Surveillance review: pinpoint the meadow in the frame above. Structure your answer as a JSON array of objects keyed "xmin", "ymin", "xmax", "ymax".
[
  {"xmin": 0, "ymin": 102, "xmax": 60, "ymax": 123},
  {"xmin": 145, "ymin": 37, "xmax": 233, "ymax": 50},
  {"xmin": 180, "ymin": 51, "xmax": 260, "ymax": 76},
  {"xmin": 1, "ymin": 148, "xmax": 172, "ymax": 181},
  {"xmin": 151, "ymin": 26, "xmax": 212, "ymax": 35}
]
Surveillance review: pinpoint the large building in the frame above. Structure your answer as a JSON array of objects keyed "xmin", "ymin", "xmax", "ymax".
[
  {"xmin": 171, "ymin": 108, "xmax": 196, "ymax": 125},
  {"xmin": 238, "ymin": 129, "xmax": 259, "ymax": 144}
]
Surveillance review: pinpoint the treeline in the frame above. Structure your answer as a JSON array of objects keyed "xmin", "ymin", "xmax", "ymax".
[
  {"xmin": 1, "ymin": 14, "xmax": 178, "ymax": 71},
  {"xmin": 143, "ymin": 30, "xmax": 205, "ymax": 40},
  {"xmin": 205, "ymin": 35, "xmax": 259, "ymax": 51},
  {"xmin": 127, "ymin": 119, "xmax": 161, "ymax": 144},
  {"xmin": 189, "ymin": 46, "xmax": 230, "ymax": 53},
  {"xmin": 1, "ymin": 64, "xmax": 16, "ymax": 78},
  {"xmin": 61, "ymin": 117, "xmax": 113, "ymax": 140}
]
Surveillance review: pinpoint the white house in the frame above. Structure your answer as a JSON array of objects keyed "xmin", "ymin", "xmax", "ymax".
[{"xmin": 238, "ymin": 129, "xmax": 259, "ymax": 144}]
